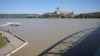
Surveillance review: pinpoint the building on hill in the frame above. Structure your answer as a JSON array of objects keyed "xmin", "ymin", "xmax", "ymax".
[
  {"xmin": 42, "ymin": 7, "xmax": 74, "ymax": 18},
  {"xmin": 55, "ymin": 7, "xmax": 62, "ymax": 14},
  {"xmin": 62, "ymin": 11, "xmax": 74, "ymax": 17},
  {"xmin": 55, "ymin": 7, "xmax": 74, "ymax": 15}
]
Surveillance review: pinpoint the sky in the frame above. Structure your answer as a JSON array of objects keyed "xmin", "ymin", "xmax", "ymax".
[{"xmin": 0, "ymin": 0, "xmax": 100, "ymax": 14}]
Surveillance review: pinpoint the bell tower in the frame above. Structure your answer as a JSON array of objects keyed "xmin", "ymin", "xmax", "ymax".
[{"xmin": 56, "ymin": 7, "xmax": 62, "ymax": 14}]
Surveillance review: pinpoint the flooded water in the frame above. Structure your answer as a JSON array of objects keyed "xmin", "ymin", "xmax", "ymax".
[{"xmin": 0, "ymin": 18, "xmax": 100, "ymax": 56}]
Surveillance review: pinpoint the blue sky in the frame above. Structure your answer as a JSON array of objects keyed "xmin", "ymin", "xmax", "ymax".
[{"xmin": 0, "ymin": 0, "xmax": 100, "ymax": 14}]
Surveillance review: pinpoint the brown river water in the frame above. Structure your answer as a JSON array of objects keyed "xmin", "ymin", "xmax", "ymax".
[{"xmin": 0, "ymin": 18, "xmax": 100, "ymax": 56}]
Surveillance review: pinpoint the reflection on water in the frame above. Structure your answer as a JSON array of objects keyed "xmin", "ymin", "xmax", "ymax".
[{"xmin": 0, "ymin": 18, "xmax": 100, "ymax": 56}]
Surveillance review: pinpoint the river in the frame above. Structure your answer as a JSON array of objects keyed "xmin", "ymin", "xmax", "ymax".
[{"xmin": 0, "ymin": 18, "xmax": 100, "ymax": 56}]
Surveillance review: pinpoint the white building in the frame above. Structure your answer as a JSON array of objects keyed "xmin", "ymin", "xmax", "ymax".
[{"xmin": 55, "ymin": 7, "xmax": 62, "ymax": 14}]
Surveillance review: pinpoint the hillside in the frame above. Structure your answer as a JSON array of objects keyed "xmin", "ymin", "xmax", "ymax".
[
  {"xmin": 0, "ymin": 14, "xmax": 40, "ymax": 18},
  {"xmin": 75, "ymin": 12, "xmax": 100, "ymax": 18}
]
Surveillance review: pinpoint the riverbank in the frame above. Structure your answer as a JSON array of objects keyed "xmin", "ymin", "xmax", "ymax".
[
  {"xmin": 0, "ymin": 33, "xmax": 7, "ymax": 48},
  {"xmin": 0, "ymin": 12, "xmax": 100, "ymax": 18},
  {"xmin": 0, "ymin": 29, "xmax": 28, "ymax": 56}
]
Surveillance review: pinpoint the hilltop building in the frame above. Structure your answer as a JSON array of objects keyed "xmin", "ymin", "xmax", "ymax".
[
  {"xmin": 42, "ymin": 7, "xmax": 74, "ymax": 18},
  {"xmin": 55, "ymin": 7, "xmax": 62, "ymax": 14},
  {"xmin": 55, "ymin": 7, "xmax": 74, "ymax": 16}
]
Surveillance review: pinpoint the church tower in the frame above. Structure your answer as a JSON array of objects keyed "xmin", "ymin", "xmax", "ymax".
[{"xmin": 56, "ymin": 7, "xmax": 62, "ymax": 14}]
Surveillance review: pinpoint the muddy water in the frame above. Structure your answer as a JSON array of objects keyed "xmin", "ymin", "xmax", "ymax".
[{"xmin": 0, "ymin": 18, "xmax": 100, "ymax": 56}]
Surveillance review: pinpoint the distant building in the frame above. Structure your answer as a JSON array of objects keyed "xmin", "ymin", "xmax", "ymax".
[
  {"xmin": 55, "ymin": 7, "xmax": 62, "ymax": 14},
  {"xmin": 42, "ymin": 7, "xmax": 74, "ymax": 18},
  {"xmin": 55, "ymin": 7, "xmax": 74, "ymax": 16},
  {"xmin": 62, "ymin": 12, "xmax": 74, "ymax": 16}
]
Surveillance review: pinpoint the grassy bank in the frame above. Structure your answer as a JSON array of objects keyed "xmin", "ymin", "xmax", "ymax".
[{"xmin": 0, "ymin": 33, "xmax": 7, "ymax": 48}]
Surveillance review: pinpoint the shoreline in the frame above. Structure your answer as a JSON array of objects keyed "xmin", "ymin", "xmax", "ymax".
[
  {"xmin": 0, "ymin": 29, "xmax": 28, "ymax": 56},
  {"xmin": 6, "ymin": 41, "xmax": 28, "ymax": 56}
]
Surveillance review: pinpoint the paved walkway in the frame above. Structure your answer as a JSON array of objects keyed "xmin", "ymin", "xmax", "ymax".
[
  {"xmin": 62, "ymin": 28, "xmax": 100, "ymax": 56},
  {"xmin": 0, "ymin": 30, "xmax": 26, "ymax": 56}
]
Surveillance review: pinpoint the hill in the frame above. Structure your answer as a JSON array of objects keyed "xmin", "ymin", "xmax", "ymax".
[
  {"xmin": 75, "ymin": 12, "xmax": 100, "ymax": 18},
  {"xmin": 0, "ymin": 14, "xmax": 40, "ymax": 18}
]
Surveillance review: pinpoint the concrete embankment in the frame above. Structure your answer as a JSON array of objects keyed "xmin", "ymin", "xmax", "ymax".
[{"xmin": 0, "ymin": 29, "xmax": 28, "ymax": 56}]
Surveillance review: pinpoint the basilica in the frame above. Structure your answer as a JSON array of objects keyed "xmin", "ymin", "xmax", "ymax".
[
  {"xmin": 55, "ymin": 7, "xmax": 74, "ymax": 16},
  {"xmin": 43, "ymin": 7, "xmax": 74, "ymax": 18}
]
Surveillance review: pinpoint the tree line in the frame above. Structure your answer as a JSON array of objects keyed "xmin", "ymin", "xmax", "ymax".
[{"xmin": 0, "ymin": 12, "xmax": 100, "ymax": 18}]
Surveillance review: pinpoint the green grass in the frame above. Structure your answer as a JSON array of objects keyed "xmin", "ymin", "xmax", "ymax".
[{"xmin": 0, "ymin": 34, "xmax": 7, "ymax": 48}]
